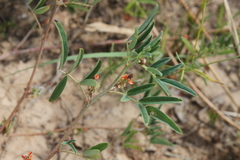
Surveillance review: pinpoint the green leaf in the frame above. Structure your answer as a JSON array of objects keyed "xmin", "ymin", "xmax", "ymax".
[
  {"xmin": 137, "ymin": 103, "xmax": 149, "ymax": 125},
  {"xmin": 67, "ymin": 139, "xmax": 76, "ymax": 144},
  {"xmin": 61, "ymin": 141, "xmax": 68, "ymax": 145},
  {"xmin": 124, "ymin": 130, "xmax": 137, "ymax": 143},
  {"xmin": 33, "ymin": 5, "xmax": 50, "ymax": 14},
  {"xmin": 34, "ymin": 0, "xmax": 46, "ymax": 10},
  {"xmin": 80, "ymin": 79, "xmax": 98, "ymax": 86},
  {"xmin": 181, "ymin": 36, "xmax": 194, "ymax": 54},
  {"xmin": 54, "ymin": 20, "xmax": 69, "ymax": 69},
  {"xmin": 136, "ymin": 21, "xmax": 155, "ymax": 45},
  {"xmin": 123, "ymin": 144, "xmax": 143, "ymax": 151},
  {"xmin": 61, "ymin": 139, "xmax": 76, "ymax": 145},
  {"xmin": 149, "ymin": 45, "xmax": 160, "ymax": 52},
  {"xmin": 149, "ymin": 30, "xmax": 163, "ymax": 48},
  {"xmin": 67, "ymin": 4, "xmax": 89, "ymax": 11},
  {"xmin": 127, "ymin": 139, "xmax": 139, "ymax": 143},
  {"xmin": 83, "ymin": 149, "xmax": 101, "ymax": 159},
  {"xmin": 128, "ymin": 4, "xmax": 158, "ymax": 41},
  {"xmin": 120, "ymin": 94, "xmax": 131, "ymax": 102},
  {"xmin": 146, "ymin": 106, "xmax": 182, "ymax": 134},
  {"xmin": 129, "ymin": 27, "xmax": 138, "ymax": 50},
  {"xmin": 139, "ymin": 96, "xmax": 182, "ymax": 104},
  {"xmin": 147, "ymin": 67, "xmax": 162, "ymax": 76},
  {"xmin": 121, "ymin": 120, "xmax": 134, "ymax": 136},
  {"xmin": 68, "ymin": 143, "xmax": 77, "ymax": 154},
  {"xmin": 161, "ymin": 63, "xmax": 182, "ymax": 76},
  {"xmin": 150, "ymin": 137, "xmax": 174, "ymax": 146},
  {"xmin": 150, "ymin": 131, "xmax": 164, "ymax": 139},
  {"xmin": 68, "ymin": 48, "xmax": 84, "ymax": 73},
  {"xmin": 127, "ymin": 83, "xmax": 155, "ymax": 96},
  {"xmin": 28, "ymin": 0, "xmax": 34, "ymax": 5},
  {"xmin": 144, "ymin": 76, "xmax": 153, "ymax": 97},
  {"xmin": 150, "ymin": 57, "xmax": 171, "ymax": 68},
  {"xmin": 90, "ymin": 0, "xmax": 102, "ymax": 5},
  {"xmin": 161, "ymin": 78, "xmax": 197, "ymax": 97},
  {"xmin": 154, "ymin": 78, "xmax": 170, "ymax": 96},
  {"xmin": 135, "ymin": 35, "xmax": 152, "ymax": 53},
  {"xmin": 49, "ymin": 76, "xmax": 68, "ymax": 102},
  {"xmin": 88, "ymin": 143, "xmax": 109, "ymax": 152},
  {"xmin": 83, "ymin": 59, "xmax": 102, "ymax": 79}
]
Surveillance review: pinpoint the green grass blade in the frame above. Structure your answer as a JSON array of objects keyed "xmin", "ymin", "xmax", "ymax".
[
  {"xmin": 121, "ymin": 120, "xmax": 134, "ymax": 136},
  {"xmin": 54, "ymin": 20, "xmax": 69, "ymax": 69},
  {"xmin": 4, "ymin": 51, "xmax": 164, "ymax": 78},
  {"xmin": 181, "ymin": 36, "xmax": 194, "ymax": 54}
]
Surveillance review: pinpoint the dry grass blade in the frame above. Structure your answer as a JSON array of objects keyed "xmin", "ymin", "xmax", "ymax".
[
  {"xmin": 178, "ymin": 0, "xmax": 239, "ymax": 112},
  {"xmin": 165, "ymin": 48, "xmax": 240, "ymax": 131},
  {"xmin": 224, "ymin": 0, "xmax": 240, "ymax": 55}
]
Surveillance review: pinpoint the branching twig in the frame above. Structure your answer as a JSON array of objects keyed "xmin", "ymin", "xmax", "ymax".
[
  {"xmin": 43, "ymin": 62, "xmax": 137, "ymax": 160},
  {"xmin": 0, "ymin": 2, "xmax": 59, "ymax": 133}
]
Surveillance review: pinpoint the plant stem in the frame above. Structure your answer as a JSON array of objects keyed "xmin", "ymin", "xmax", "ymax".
[
  {"xmin": 59, "ymin": 150, "xmax": 82, "ymax": 156},
  {"xmin": 59, "ymin": 70, "xmax": 88, "ymax": 100},
  {"xmin": 0, "ymin": 1, "xmax": 58, "ymax": 133},
  {"xmin": 43, "ymin": 62, "xmax": 137, "ymax": 160}
]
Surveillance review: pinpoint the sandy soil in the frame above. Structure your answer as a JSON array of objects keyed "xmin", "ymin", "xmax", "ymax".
[{"xmin": 1, "ymin": 1, "xmax": 240, "ymax": 160}]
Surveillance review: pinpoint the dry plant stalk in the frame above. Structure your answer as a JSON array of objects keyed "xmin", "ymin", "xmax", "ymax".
[{"xmin": 178, "ymin": 0, "xmax": 240, "ymax": 112}]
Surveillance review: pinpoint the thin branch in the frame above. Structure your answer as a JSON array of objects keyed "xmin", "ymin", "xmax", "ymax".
[
  {"xmin": 0, "ymin": 2, "xmax": 59, "ymax": 133},
  {"xmin": 13, "ymin": 23, "xmax": 37, "ymax": 52}
]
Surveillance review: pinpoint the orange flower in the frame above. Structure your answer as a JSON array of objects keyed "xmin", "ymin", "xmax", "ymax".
[
  {"xmin": 93, "ymin": 75, "xmax": 99, "ymax": 80},
  {"xmin": 122, "ymin": 74, "xmax": 134, "ymax": 85},
  {"xmin": 21, "ymin": 152, "xmax": 33, "ymax": 160}
]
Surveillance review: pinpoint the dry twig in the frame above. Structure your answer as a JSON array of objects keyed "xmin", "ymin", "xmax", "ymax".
[{"xmin": 0, "ymin": 2, "xmax": 59, "ymax": 133}]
